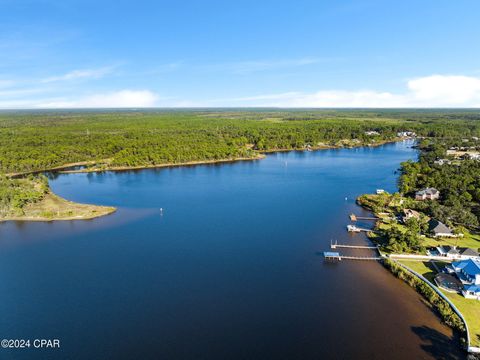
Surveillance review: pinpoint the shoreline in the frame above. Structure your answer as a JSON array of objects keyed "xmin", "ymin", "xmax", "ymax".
[
  {"xmin": 2, "ymin": 138, "xmax": 405, "ymax": 224},
  {"xmin": 7, "ymin": 137, "xmax": 405, "ymax": 177},
  {"xmin": 0, "ymin": 192, "xmax": 117, "ymax": 223},
  {"xmin": 356, "ymin": 195, "xmax": 479, "ymax": 354},
  {"xmin": 56, "ymin": 154, "xmax": 267, "ymax": 175},
  {"xmin": 0, "ymin": 210, "xmax": 117, "ymax": 222},
  {"xmin": 260, "ymin": 137, "xmax": 402, "ymax": 154},
  {"xmin": 382, "ymin": 258, "xmax": 469, "ymax": 348},
  {"xmin": 55, "ymin": 138, "xmax": 402, "ymax": 174}
]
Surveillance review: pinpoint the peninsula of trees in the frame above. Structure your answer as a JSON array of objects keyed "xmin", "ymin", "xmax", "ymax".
[{"xmin": 0, "ymin": 175, "xmax": 115, "ymax": 221}]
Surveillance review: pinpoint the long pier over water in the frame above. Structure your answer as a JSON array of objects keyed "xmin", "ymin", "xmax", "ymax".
[
  {"xmin": 330, "ymin": 241, "xmax": 377, "ymax": 250},
  {"xmin": 323, "ymin": 252, "xmax": 383, "ymax": 261}
]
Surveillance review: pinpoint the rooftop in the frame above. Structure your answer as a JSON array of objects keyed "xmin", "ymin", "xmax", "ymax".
[
  {"xmin": 429, "ymin": 219, "xmax": 453, "ymax": 235},
  {"xmin": 416, "ymin": 187, "xmax": 439, "ymax": 195},
  {"xmin": 460, "ymin": 248, "xmax": 479, "ymax": 257},
  {"xmin": 452, "ymin": 259, "xmax": 480, "ymax": 277},
  {"xmin": 464, "ymin": 284, "xmax": 480, "ymax": 293}
]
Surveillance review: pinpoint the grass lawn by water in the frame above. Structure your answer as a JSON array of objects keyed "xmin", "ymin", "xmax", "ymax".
[
  {"xmin": 399, "ymin": 260, "xmax": 480, "ymax": 347},
  {"xmin": 422, "ymin": 232, "xmax": 480, "ymax": 251}
]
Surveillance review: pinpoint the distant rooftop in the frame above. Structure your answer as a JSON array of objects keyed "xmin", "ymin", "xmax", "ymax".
[{"xmin": 416, "ymin": 187, "xmax": 439, "ymax": 195}]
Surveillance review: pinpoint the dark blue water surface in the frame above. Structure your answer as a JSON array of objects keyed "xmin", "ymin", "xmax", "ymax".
[{"xmin": 0, "ymin": 141, "xmax": 465, "ymax": 359}]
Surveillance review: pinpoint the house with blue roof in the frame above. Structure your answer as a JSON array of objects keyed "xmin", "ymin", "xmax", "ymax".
[
  {"xmin": 451, "ymin": 259, "xmax": 480, "ymax": 300},
  {"xmin": 463, "ymin": 285, "xmax": 480, "ymax": 300}
]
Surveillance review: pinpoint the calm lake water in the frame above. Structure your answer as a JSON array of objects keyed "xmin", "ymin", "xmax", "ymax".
[{"xmin": 0, "ymin": 141, "xmax": 466, "ymax": 359}]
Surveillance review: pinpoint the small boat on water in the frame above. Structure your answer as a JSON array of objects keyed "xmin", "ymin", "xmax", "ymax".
[{"xmin": 347, "ymin": 225, "xmax": 361, "ymax": 232}]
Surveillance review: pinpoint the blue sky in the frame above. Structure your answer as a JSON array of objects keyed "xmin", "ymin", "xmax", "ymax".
[{"xmin": 1, "ymin": 0, "xmax": 480, "ymax": 108}]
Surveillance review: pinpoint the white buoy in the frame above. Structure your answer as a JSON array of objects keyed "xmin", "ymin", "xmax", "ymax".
[
  {"xmin": 345, "ymin": 197, "xmax": 348, "ymax": 201},
  {"xmin": 160, "ymin": 208, "xmax": 164, "ymax": 215}
]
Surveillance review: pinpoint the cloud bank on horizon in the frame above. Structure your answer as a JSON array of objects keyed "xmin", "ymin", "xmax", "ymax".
[
  {"xmin": 208, "ymin": 75, "xmax": 480, "ymax": 108},
  {"xmin": 1, "ymin": 74, "xmax": 479, "ymax": 109}
]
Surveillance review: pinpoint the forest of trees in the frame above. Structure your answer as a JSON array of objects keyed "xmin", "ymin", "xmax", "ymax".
[
  {"xmin": 0, "ymin": 175, "xmax": 48, "ymax": 217},
  {"xmin": 2, "ymin": 109, "xmax": 480, "ymax": 217},
  {"xmin": 399, "ymin": 138, "xmax": 480, "ymax": 229},
  {"xmin": 2, "ymin": 109, "xmax": 480, "ymax": 175}
]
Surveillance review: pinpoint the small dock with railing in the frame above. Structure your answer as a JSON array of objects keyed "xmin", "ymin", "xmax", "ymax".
[
  {"xmin": 349, "ymin": 213, "xmax": 378, "ymax": 221},
  {"xmin": 330, "ymin": 240, "xmax": 377, "ymax": 250},
  {"xmin": 322, "ymin": 252, "xmax": 383, "ymax": 261}
]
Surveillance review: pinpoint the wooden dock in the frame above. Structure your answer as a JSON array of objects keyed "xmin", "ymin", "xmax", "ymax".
[
  {"xmin": 323, "ymin": 252, "xmax": 382, "ymax": 261},
  {"xmin": 349, "ymin": 214, "xmax": 378, "ymax": 221},
  {"xmin": 340, "ymin": 256, "xmax": 383, "ymax": 261},
  {"xmin": 330, "ymin": 242, "xmax": 377, "ymax": 250}
]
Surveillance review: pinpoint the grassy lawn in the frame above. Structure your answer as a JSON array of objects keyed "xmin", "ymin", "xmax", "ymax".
[
  {"xmin": 398, "ymin": 260, "xmax": 441, "ymax": 282},
  {"xmin": 443, "ymin": 292, "xmax": 480, "ymax": 348},
  {"xmin": 422, "ymin": 232, "xmax": 480, "ymax": 250},
  {"xmin": 377, "ymin": 221, "xmax": 408, "ymax": 233},
  {"xmin": 399, "ymin": 260, "xmax": 480, "ymax": 347}
]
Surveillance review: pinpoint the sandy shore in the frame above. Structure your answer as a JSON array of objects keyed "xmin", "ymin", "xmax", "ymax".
[
  {"xmin": 56, "ymin": 154, "xmax": 267, "ymax": 174},
  {"xmin": 0, "ymin": 192, "xmax": 116, "ymax": 222}
]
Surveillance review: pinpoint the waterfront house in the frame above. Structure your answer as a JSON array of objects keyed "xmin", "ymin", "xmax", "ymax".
[
  {"xmin": 415, "ymin": 188, "xmax": 440, "ymax": 201},
  {"xmin": 436, "ymin": 245, "xmax": 460, "ymax": 258},
  {"xmin": 376, "ymin": 189, "xmax": 385, "ymax": 194},
  {"xmin": 402, "ymin": 209, "xmax": 421, "ymax": 223},
  {"xmin": 459, "ymin": 247, "xmax": 480, "ymax": 259},
  {"xmin": 449, "ymin": 259, "xmax": 480, "ymax": 300},
  {"xmin": 446, "ymin": 149, "xmax": 480, "ymax": 160},
  {"xmin": 428, "ymin": 219, "xmax": 454, "ymax": 237},
  {"xmin": 467, "ymin": 153, "xmax": 480, "ymax": 160},
  {"xmin": 436, "ymin": 246, "xmax": 479, "ymax": 260},
  {"xmin": 365, "ymin": 130, "xmax": 379, "ymax": 136},
  {"xmin": 397, "ymin": 131, "xmax": 416, "ymax": 138},
  {"xmin": 463, "ymin": 285, "xmax": 480, "ymax": 300},
  {"xmin": 433, "ymin": 159, "xmax": 451, "ymax": 166},
  {"xmin": 451, "ymin": 259, "xmax": 480, "ymax": 284}
]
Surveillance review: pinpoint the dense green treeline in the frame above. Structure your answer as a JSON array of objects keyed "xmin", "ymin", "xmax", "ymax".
[
  {"xmin": 399, "ymin": 139, "xmax": 480, "ymax": 228},
  {"xmin": 2, "ymin": 109, "xmax": 480, "ymax": 174},
  {"xmin": 0, "ymin": 175, "xmax": 48, "ymax": 217}
]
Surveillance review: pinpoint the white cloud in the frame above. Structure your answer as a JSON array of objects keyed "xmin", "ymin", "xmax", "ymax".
[
  {"xmin": 212, "ymin": 75, "xmax": 480, "ymax": 108},
  {"xmin": 0, "ymin": 87, "xmax": 51, "ymax": 97},
  {"xmin": 41, "ymin": 66, "xmax": 114, "ymax": 83},
  {"xmin": 1, "ymin": 74, "xmax": 480, "ymax": 109},
  {"xmin": 37, "ymin": 90, "xmax": 159, "ymax": 108},
  {"xmin": 407, "ymin": 75, "xmax": 480, "ymax": 106}
]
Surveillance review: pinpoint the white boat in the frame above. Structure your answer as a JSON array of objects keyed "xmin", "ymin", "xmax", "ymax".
[{"xmin": 347, "ymin": 225, "xmax": 360, "ymax": 232}]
